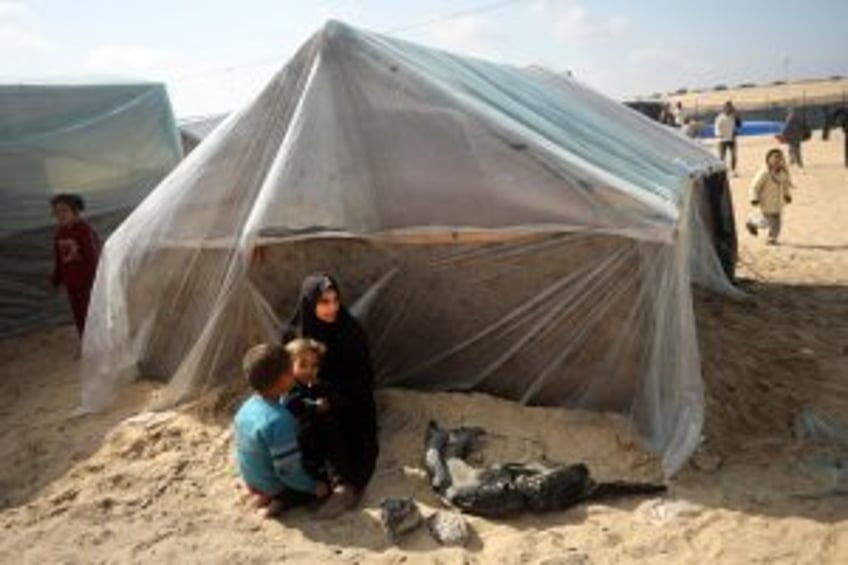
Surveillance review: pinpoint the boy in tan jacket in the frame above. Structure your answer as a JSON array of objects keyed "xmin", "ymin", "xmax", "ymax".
[{"xmin": 746, "ymin": 148, "xmax": 795, "ymax": 245}]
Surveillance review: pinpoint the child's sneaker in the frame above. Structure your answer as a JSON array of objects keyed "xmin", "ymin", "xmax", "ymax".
[{"xmin": 745, "ymin": 221, "xmax": 758, "ymax": 236}]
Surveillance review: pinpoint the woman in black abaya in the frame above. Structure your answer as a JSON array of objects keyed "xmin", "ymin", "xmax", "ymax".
[{"xmin": 282, "ymin": 273, "xmax": 378, "ymax": 517}]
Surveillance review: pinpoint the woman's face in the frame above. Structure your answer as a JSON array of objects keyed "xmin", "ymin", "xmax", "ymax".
[{"xmin": 314, "ymin": 289, "xmax": 340, "ymax": 323}]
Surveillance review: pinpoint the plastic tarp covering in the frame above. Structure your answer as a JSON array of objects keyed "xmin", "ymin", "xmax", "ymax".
[
  {"xmin": 0, "ymin": 82, "xmax": 182, "ymax": 335},
  {"xmin": 81, "ymin": 22, "xmax": 736, "ymax": 476},
  {"xmin": 178, "ymin": 113, "xmax": 228, "ymax": 154}
]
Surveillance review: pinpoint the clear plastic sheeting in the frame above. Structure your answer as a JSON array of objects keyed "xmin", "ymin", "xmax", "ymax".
[
  {"xmin": 177, "ymin": 113, "xmax": 228, "ymax": 155},
  {"xmin": 81, "ymin": 22, "xmax": 737, "ymax": 476},
  {"xmin": 0, "ymin": 82, "xmax": 182, "ymax": 335}
]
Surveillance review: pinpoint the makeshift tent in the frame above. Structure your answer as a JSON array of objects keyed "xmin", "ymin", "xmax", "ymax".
[
  {"xmin": 0, "ymin": 82, "xmax": 182, "ymax": 336},
  {"xmin": 81, "ymin": 22, "xmax": 737, "ymax": 475},
  {"xmin": 178, "ymin": 113, "xmax": 228, "ymax": 155}
]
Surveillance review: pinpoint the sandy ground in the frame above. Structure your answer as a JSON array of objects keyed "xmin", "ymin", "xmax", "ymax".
[{"xmin": 1, "ymin": 134, "xmax": 847, "ymax": 564}]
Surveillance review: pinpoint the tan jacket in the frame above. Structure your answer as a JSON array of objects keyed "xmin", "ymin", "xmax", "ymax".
[{"xmin": 749, "ymin": 167, "xmax": 794, "ymax": 214}]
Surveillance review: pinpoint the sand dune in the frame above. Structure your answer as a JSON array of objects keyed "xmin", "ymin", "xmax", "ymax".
[{"xmin": 1, "ymin": 133, "xmax": 847, "ymax": 564}]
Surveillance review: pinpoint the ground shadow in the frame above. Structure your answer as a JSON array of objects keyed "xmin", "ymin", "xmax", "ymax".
[
  {"xmin": 780, "ymin": 243, "xmax": 848, "ymax": 252},
  {"xmin": 682, "ymin": 279, "xmax": 848, "ymax": 523},
  {"xmin": 267, "ymin": 494, "xmax": 589, "ymax": 553},
  {"xmin": 271, "ymin": 505, "xmax": 489, "ymax": 554}
]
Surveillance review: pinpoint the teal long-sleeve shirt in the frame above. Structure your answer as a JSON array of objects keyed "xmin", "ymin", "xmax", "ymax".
[{"xmin": 234, "ymin": 394, "xmax": 317, "ymax": 496}]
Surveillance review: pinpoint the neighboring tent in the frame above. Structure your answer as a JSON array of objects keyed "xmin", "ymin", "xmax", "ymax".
[
  {"xmin": 178, "ymin": 113, "xmax": 228, "ymax": 155},
  {"xmin": 82, "ymin": 22, "xmax": 737, "ymax": 475},
  {"xmin": 0, "ymin": 82, "xmax": 182, "ymax": 336},
  {"xmin": 624, "ymin": 100, "xmax": 668, "ymax": 123}
]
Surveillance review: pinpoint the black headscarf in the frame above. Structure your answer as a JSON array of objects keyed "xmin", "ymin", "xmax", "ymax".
[
  {"xmin": 284, "ymin": 273, "xmax": 353, "ymax": 345},
  {"xmin": 282, "ymin": 273, "xmax": 377, "ymax": 435}
]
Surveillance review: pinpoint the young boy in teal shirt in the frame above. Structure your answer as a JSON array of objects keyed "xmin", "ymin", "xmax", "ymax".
[{"xmin": 234, "ymin": 343, "xmax": 329, "ymax": 516}]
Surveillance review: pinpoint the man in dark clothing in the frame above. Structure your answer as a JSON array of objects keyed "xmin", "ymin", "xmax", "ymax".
[
  {"xmin": 823, "ymin": 106, "xmax": 848, "ymax": 168},
  {"xmin": 782, "ymin": 108, "xmax": 809, "ymax": 167}
]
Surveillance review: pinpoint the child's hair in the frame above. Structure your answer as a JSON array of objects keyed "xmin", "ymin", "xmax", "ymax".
[
  {"xmin": 242, "ymin": 343, "xmax": 292, "ymax": 392},
  {"xmin": 765, "ymin": 148, "xmax": 784, "ymax": 164},
  {"xmin": 50, "ymin": 193, "xmax": 86, "ymax": 212},
  {"xmin": 284, "ymin": 338, "xmax": 327, "ymax": 359}
]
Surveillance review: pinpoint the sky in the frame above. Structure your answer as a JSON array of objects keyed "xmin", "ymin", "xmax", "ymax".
[{"xmin": 2, "ymin": 0, "xmax": 847, "ymax": 118}]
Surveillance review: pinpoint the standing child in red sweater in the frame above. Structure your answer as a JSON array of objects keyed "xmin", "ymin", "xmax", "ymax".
[{"xmin": 50, "ymin": 194, "xmax": 101, "ymax": 337}]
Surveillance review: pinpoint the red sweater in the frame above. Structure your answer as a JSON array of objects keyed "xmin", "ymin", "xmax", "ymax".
[{"xmin": 52, "ymin": 220, "xmax": 101, "ymax": 289}]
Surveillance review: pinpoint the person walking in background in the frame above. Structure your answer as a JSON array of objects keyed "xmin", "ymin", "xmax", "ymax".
[
  {"xmin": 659, "ymin": 103, "xmax": 676, "ymax": 126},
  {"xmin": 781, "ymin": 107, "xmax": 810, "ymax": 168},
  {"xmin": 746, "ymin": 148, "xmax": 795, "ymax": 246},
  {"xmin": 715, "ymin": 101, "xmax": 741, "ymax": 176},
  {"xmin": 682, "ymin": 116, "xmax": 701, "ymax": 138},
  {"xmin": 823, "ymin": 106, "xmax": 848, "ymax": 168},
  {"xmin": 50, "ymin": 193, "xmax": 101, "ymax": 339},
  {"xmin": 672, "ymin": 101, "xmax": 686, "ymax": 127}
]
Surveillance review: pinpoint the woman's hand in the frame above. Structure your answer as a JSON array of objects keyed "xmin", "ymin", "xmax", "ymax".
[{"xmin": 315, "ymin": 398, "xmax": 331, "ymax": 413}]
